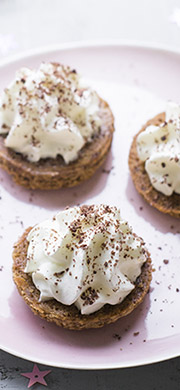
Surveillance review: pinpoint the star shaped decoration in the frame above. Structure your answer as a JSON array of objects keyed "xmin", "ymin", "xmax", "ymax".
[{"xmin": 21, "ymin": 364, "xmax": 51, "ymax": 388}]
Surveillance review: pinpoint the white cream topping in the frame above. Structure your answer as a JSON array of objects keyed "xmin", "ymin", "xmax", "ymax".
[
  {"xmin": 24, "ymin": 205, "xmax": 147, "ymax": 315},
  {"xmin": 0, "ymin": 63, "xmax": 101, "ymax": 163},
  {"xmin": 137, "ymin": 102, "xmax": 180, "ymax": 196}
]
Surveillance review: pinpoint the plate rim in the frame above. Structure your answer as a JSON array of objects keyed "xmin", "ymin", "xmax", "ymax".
[
  {"xmin": 1, "ymin": 333, "xmax": 180, "ymax": 370},
  {"xmin": 0, "ymin": 41, "xmax": 180, "ymax": 369},
  {"xmin": 0, "ymin": 39, "xmax": 180, "ymax": 69}
]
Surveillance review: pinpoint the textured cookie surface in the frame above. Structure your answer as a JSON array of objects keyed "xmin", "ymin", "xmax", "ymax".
[
  {"xmin": 12, "ymin": 228, "xmax": 152, "ymax": 330},
  {"xmin": 0, "ymin": 98, "xmax": 114, "ymax": 190},
  {"xmin": 128, "ymin": 112, "xmax": 180, "ymax": 218}
]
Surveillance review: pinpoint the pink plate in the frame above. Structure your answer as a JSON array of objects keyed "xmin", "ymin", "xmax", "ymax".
[{"xmin": 0, "ymin": 43, "xmax": 180, "ymax": 369}]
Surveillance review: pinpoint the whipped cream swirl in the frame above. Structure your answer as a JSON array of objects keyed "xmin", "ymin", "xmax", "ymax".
[
  {"xmin": 0, "ymin": 63, "xmax": 101, "ymax": 164},
  {"xmin": 137, "ymin": 102, "xmax": 180, "ymax": 196},
  {"xmin": 25, "ymin": 205, "xmax": 147, "ymax": 315}
]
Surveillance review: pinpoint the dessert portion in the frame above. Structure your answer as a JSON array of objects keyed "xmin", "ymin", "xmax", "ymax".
[
  {"xmin": 13, "ymin": 205, "xmax": 152, "ymax": 330},
  {"xmin": 0, "ymin": 63, "xmax": 114, "ymax": 189},
  {"xmin": 129, "ymin": 103, "xmax": 180, "ymax": 217}
]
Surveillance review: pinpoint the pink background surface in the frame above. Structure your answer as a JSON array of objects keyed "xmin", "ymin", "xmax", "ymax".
[{"xmin": 0, "ymin": 44, "xmax": 180, "ymax": 368}]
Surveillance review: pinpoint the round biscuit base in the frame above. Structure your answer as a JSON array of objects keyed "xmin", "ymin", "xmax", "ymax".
[
  {"xmin": 12, "ymin": 228, "xmax": 152, "ymax": 330},
  {"xmin": 0, "ymin": 99, "xmax": 114, "ymax": 190},
  {"xmin": 128, "ymin": 112, "xmax": 180, "ymax": 218}
]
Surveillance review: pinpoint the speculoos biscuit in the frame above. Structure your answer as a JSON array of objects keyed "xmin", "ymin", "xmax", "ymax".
[
  {"xmin": 0, "ymin": 98, "xmax": 114, "ymax": 190},
  {"xmin": 12, "ymin": 227, "xmax": 152, "ymax": 330},
  {"xmin": 128, "ymin": 112, "xmax": 180, "ymax": 218}
]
